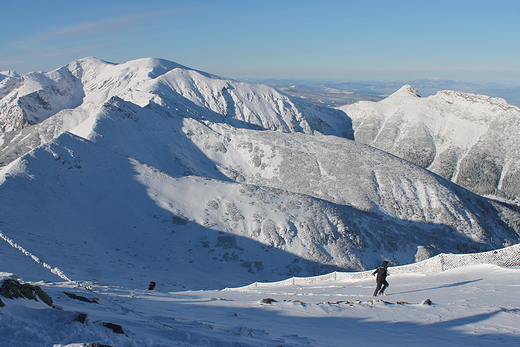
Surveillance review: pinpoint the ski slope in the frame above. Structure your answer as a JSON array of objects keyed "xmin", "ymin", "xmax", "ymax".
[{"xmin": 1, "ymin": 246, "xmax": 519, "ymax": 346}]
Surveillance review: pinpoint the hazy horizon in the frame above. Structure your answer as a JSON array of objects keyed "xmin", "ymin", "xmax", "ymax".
[{"xmin": 1, "ymin": 1, "xmax": 519, "ymax": 85}]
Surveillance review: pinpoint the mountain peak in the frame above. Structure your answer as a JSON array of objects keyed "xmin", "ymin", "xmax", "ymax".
[
  {"xmin": 1, "ymin": 57, "xmax": 520, "ymax": 298},
  {"xmin": 120, "ymin": 57, "xmax": 192, "ymax": 78},
  {"xmin": 0, "ymin": 70, "xmax": 20, "ymax": 78},
  {"xmin": 392, "ymin": 84, "xmax": 421, "ymax": 98},
  {"xmin": 340, "ymin": 82, "xmax": 520, "ymax": 202}
]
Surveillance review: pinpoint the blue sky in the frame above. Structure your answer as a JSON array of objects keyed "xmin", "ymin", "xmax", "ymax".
[{"xmin": 1, "ymin": 0, "xmax": 519, "ymax": 84}]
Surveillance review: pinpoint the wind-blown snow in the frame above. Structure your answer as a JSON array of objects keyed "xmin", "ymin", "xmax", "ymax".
[{"xmin": 339, "ymin": 85, "xmax": 520, "ymax": 202}]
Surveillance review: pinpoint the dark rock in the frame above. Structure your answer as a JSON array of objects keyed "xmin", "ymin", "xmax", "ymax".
[
  {"xmin": 85, "ymin": 343, "xmax": 113, "ymax": 347},
  {"xmin": 34, "ymin": 286, "xmax": 53, "ymax": 307},
  {"xmin": 421, "ymin": 298, "xmax": 432, "ymax": 305},
  {"xmin": 64, "ymin": 292, "xmax": 98, "ymax": 303},
  {"xmin": 0, "ymin": 279, "xmax": 53, "ymax": 307},
  {"xmin": 102, "ymin": 322, "xmax": 125, "ymax": 334},
  {"xmin": 260, "ymin": 298, "xmax": 278, "ymax": 304},
  {"xmin": 0, "ymin": 298, "xmax": 4, "ymax": 307},
  {"xmin": 75, "ymin": 312, "xmax": 89, "ymax": 324}
]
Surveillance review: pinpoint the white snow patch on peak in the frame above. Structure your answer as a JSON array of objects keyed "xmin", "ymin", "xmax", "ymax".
[
  {"xmin": 390, "ymin": 84, "xmax": 421, "ymax": 98},
  {"xmin": 120, "ymin": 57, "xmax": 191, "ymax": 78},
  {"xmin": 70, "ymin": 56, "xmax": 214, "ymax": 81},
  {"xmin": 0, "ymin": 70, "xmax": 20, "ymax": 78},
  {"xmin": 435, "ymin": 89, "xmax": 515, "ymax": 110}
]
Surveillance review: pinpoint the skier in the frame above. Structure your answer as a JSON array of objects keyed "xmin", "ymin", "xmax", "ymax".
[{"xmin": 372, "ymin": 261, "xmax": 389, "ymax": 296}]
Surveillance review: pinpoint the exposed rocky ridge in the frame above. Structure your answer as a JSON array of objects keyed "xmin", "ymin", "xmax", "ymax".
[
  {"xmin": 0, "ymin": 278, "xmax": 53, "ymax": 307},
  {"xmin": 340, "ymin": 85, "xmax": 520, "ymax": 202}
]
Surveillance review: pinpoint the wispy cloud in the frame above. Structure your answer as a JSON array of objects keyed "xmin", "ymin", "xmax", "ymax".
[
  {"xmin": 20, "ymin": 7, "xmax": 201, "ymax": 47},
  {"xmin": 0, "ymin": 59, "xmax": 23, "ymax": 67},
  {"xmin": 27, "ymin": 43, "xmax": 116, "ymax": 60},
  {"xmin": 0, "ymin": 6, "xmax": 203, "ymax": 71}
]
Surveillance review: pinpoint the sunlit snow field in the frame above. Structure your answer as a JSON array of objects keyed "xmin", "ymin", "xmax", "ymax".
[{"xmin": 1, "ymin": 263, "xmax": 519, "ymax": 346}]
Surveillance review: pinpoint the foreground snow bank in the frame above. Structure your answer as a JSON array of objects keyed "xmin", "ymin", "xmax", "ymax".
[{"xmin": 2, "ymin": 260, "xmax": 520, "ymax": 346}]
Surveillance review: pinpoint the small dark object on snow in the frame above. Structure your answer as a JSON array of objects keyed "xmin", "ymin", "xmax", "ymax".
[
  {"xmin": 74, "ymin": 312, "xmax": 89, "ymax": 323},
  {"xmin": 148, "ymin": 281, "xmax": 156, "ymax": 290},
  {"xmin": 102, "ymin": 322, "xmax": 125, "ymax": 334},
  {"xmin": 421, "ymin": 298, "xmax": 432, "ymax": 305},
  {"xmin": 86, "ymin": 343, "xmax": 113, "ymax": 347},
  {"xmin": 260, "ymin": 298, "xmax": 277, "ymax": 304}
]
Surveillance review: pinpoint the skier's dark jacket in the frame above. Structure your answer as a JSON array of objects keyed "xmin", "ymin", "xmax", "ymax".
[{"xmin": 372, "ymin": 261, "xmax": 389, "ymax": 282}]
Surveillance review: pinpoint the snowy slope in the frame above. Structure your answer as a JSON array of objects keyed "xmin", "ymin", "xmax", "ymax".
[
  {"xmin": 1, "ymin": 257, "xmax": 519, "ymax": 346},
  {"xmin": 0, "ymin": 66, "xmax": 84, "ymax": 132},
  {"xmin": 1, "ymin": 58, "xmax": 520, "ymax": 346},
  {"xmin": 339, "ymin": 86, "xmax": 520, "ymax": 202},
  {"xmin": 1, "ymin": 121, "xmax": 519, "ymax": 292}
]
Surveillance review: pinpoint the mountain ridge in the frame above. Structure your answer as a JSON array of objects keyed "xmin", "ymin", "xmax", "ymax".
[
  {"xmin": 340, "ymin": 86, "xmax": 520, "ymax": 203},
  {"xmin": 1, "ymin": 57, "xmax": 519, "ymax": 290},
  {"xmin": 0, "ymin": 57, "xmax": 353, "ymax": 168}
]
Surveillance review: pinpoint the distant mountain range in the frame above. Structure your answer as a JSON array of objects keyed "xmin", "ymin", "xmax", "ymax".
[
  {"xmin": 1, "ymin": 58, "xmax": 519, "ymax": 290},
  {"xmin": 245, "ymin": 78, "xmax": 520, "ymax": 108}
]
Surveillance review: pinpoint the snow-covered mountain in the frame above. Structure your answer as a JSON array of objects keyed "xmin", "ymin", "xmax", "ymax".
[
  {"xmin": 339, "ymin": 85, "xmax": 520, "ymax": 202},
  {"xmin": 0, "ymin": 57, "xmax": 352, "ymax": 166},
  {"xmin": 1, "ymin": 58, "xmax": 519, "ymax": 292}
]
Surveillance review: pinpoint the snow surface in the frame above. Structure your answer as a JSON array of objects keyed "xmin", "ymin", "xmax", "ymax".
[
  {"xmin": 1, "ymin": 260, "xmax": 519, "ymax": 346},
  {"xmin": 0, "ymin": 57, "xmax": 352, "ymax": 168},
  {"xmin": 1, "ymin": 123, "xmax": 519, "ymax": 292},
  {"xmin": 339, "ymin": 85, "xmax": 520, "ymax": 202}
]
